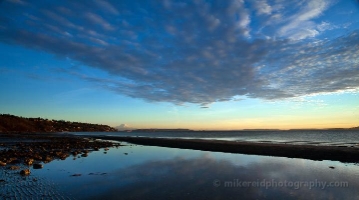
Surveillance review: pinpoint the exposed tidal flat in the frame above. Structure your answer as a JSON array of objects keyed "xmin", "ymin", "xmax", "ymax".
[{"xmin": 1, "ymin": 133, "xmax": 359, "ymax": 199}]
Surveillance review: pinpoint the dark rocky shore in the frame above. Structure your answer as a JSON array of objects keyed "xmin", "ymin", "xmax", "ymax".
[
  {"xmin": 0, "ymin": 133, "xmax": 120, "ymax": 173},
  {"xmin": 91, "ymin": 136, "xmax": 359, "ymax": 163}
]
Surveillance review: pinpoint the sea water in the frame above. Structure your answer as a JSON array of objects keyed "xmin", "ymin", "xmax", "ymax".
[
  {"xmin": 23, "ymin": 142, "xmax": 359, "ymax": 199},
  {"xmin": 73, "ymin": 130, "xmax": 359, "ymax": 146}
]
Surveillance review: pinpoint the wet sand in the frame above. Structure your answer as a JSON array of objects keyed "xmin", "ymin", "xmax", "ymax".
[
  {"xmin": 91, "ymin": 136, "xmax": 359, "ymax": 163},
  {"xmin": 0, "ymin": 167, "xmax": 73, "ymax": 199}
]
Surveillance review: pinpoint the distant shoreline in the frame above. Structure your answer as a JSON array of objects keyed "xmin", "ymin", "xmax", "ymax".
[
  {"xmin": 1, "ymin": 113, "xmax": 358, "ymax": 133},
  {"xmin": 90, "ymin": 136, "xmax": 359, "ymax": 163}
]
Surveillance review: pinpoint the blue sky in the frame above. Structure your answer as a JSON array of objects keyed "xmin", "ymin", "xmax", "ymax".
[{"xmin": 0, "ymin": 0, "xmax": 358, "ymax": 130}]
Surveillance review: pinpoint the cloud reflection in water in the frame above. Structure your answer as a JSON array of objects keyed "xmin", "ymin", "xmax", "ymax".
[{"xmin": 78, "ymin": 154, "xmax": 359, "ymax": 200}]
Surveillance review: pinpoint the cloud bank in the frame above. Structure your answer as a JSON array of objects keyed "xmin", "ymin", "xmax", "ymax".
[{"xmin": 0, "ymin": 0, "xmax": 358, "ymax": 105}]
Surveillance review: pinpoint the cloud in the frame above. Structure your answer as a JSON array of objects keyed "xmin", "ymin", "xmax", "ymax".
[
  {"xmin": 5, "ymin": 0, "xmax": 27, "ymax": 5},
  {"xmin": 278, "ymin": 0, "xmax": 330, "ymax": 40},
  {"xmin": 317, "ymin": 21, "xmax": 337, "ymax": 32},
  {"xmin": 94, "ymin": 1, "xmax": 119, "ymax": 15},
  {"xmin": 84, "ymin": 12, "xmax": 115, "ymax": 31},
  {"xmin": 0, "ymin": 0, "xmax": 358, "ymax": 106},
  {"xmin": 253, "ymin": 0, "xmax": 272, "ymax": 15},
  {"xmin": 259, "ymin": 31, "xmax": 359, "ymax": 98}
]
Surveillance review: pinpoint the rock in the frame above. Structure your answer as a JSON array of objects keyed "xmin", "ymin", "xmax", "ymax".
[
  {"xmin": 0, "ymin": 179, "xmax": 5, "ymax": 182},
  {"xmin": 81, "ymin": 153, "xmax": 88, "ymax": 157},
  {"xmin": 9, "ymin": 165, "xmax": 20, "ymax": 170},
  {"xmin": 25, "ymin": 158, "xmax": 34, "ymax": 165},
  {"xmin": 329, "ymin": 166, "xmax": 335, "ymax": 169},
  {"xmin": 0, "ymin": 161, "xmax": 6, "ymax": 166},
  {"xmin": 20, "ymin": 169, "xmax": 31, "ymax": 175},
  {"xmin": 43, "ymin": 156, "xmax": 53, "ymax": 162},
  {"xmin": 33, "ymin": 154, "xmax": 42, "ymax": 160},
  {"xmin": 60, "ymin": 153, "xmax": 68, "ymax": 160},
  {"xmin": 10, "ymin": 158, "xmax": 21, "ymax": 164},
  {"xmin": 33, "ymin": 163, "xmax": 43, "ymax": 169},
  {"xmin": 124, "ymin": 153, "xmax": 128, "ymax": 155},
  {"xmin": 71, "ymin": 174, "xmax": 81, "ymax": 176}
]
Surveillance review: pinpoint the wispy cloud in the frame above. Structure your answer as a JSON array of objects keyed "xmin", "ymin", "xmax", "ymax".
[
  {"xmin": 94, "ymin": 1, "xmax": 119, "ymax": 15},
  {"xmin": 277, "ymin": 0, "xmax": 330, "ymax": 40},
  {"xmin": 253, "ymin": 0, "xmax": 272, "ymax": 15}
]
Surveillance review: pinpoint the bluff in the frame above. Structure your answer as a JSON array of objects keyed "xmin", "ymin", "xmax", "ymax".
[{"xmin": 0, "ymin": 114, "xmax": 117, "ymax": 133}]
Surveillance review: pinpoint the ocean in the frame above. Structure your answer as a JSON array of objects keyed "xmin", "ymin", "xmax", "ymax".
[{"xmin": 73, "ymin": 130, "xmax": 359, "ymax": 147}]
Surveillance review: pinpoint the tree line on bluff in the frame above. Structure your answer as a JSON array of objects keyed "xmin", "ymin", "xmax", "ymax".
[{"xmin": 0, "ymin": 114, "xmax": 117, "ymax": 133}]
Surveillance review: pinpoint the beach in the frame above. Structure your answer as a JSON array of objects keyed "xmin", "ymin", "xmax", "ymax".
[{"xmin": 1, "ymin": 133, "xmax": 359, "ymax": 199}]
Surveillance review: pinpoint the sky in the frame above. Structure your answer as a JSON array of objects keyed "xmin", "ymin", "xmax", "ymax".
[{"xmin": 0, "ymin": 0, "xmax": 358, "ymax": 130}]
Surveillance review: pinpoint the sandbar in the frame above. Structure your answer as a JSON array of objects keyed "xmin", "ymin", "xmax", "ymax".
[{"xmin": 91, "ymin": 136, "xmax": 359, "ymax": 163}]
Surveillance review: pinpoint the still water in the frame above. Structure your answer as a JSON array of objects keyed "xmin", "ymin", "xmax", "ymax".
[{"xmin": 28, "ymin": 141, "xmax": 359, "ymax": 199}]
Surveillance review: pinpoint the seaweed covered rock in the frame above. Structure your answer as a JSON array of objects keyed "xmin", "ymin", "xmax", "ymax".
[{"xmin": 20, "ymin": 169, "xmax": 30, "ymax": 175}]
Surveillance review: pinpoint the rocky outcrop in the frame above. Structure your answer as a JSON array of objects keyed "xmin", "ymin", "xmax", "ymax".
[{"xmin": 0, "ymin": 134, "xmax": 121, "ymax": 171}]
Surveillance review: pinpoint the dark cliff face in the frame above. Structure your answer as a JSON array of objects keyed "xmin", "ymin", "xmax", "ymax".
[{"xmin": 0, "ymin": 114, "xmax": 117, "ymax": 133}]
